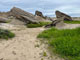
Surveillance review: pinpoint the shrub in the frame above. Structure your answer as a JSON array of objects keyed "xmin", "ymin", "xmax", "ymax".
[
  {"xmin": 27, "ymin": 22, "xmax": 51, "ymax": 28},
  {"xmin": 0, "ymin": 29, "xmax": 15, "ymax": 40},
  {"xmin": 38, "ymin": 27, "xmax": 80, "ymax": 60}
]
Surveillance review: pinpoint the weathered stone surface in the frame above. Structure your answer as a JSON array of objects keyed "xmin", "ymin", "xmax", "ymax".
[
  {"xmin": 35, "ymin": 16, "xmax": 45, "ymax": 21},
  {"xmin": 0, "ymin": 17, "xmax": 10, "ymax": 23},
  {"xmin": 45, "ymin": 20, "xmax": 60, "ymax": 28},
  {"xmin": 55, "ymin": 10, "xmax": 72, "ymax": 21},
  {"xmin": 55, "ymin": 17, "xmax": 65, "ymax": 27},
  {"xmin": 8, "ymin": 7, "xmax": 39, "ymax": 24},
  {"xmin": 45, "ymin": 12, "xmax": 65, "ymax": 28},
  {"xmin": 45, "ymin": 16, "xmax": 54, "ymax": 21},
  {"xmin": 35, "ymin": 10, "xmax": 44, "ymax": 18}
]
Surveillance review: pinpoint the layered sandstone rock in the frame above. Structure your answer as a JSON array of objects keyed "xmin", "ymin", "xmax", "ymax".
[
  {"xmin": 55, "ymin": 10, "xmax": 72, "ymax": 21},
  {"xmin": 45, "ymin": 11, "xmax": 67, "ymax": 28},
  {"xmin": 8, "ymin": 7, "xmax": 39, "ymax": 24}
]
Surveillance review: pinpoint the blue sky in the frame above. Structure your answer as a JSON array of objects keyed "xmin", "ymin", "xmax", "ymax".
[{"xmin": 0, "ymin": 0, "xmax": 80, "ymax": 17}]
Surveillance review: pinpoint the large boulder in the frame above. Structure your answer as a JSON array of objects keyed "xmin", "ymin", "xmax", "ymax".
[
  {"xmin": 45, "ymin": 11, "xmax": 66, "ymax": 28},
  {"xmin": 55, "ymin": 10, "xmax": 72, "ymax": 21},
  {"xmin": 35, "ymin": 10, "xmax": 44, "ymax": 18},
  {"xmin": 8, "ymin": 7, "xmax": 39, "ymax": 24},
  {"xmin": 35, "ymin": 16, "xmax": 51, "ymax": 22},
  {"xmin": 45, "ymin": 18, "xmax": 65, "ymax": 28}
]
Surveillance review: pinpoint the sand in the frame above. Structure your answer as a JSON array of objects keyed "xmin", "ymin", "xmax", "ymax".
[
  {"xmin": 0, "ymin": 24, "xmax": 64, "ymax": 60},
  {"xmin": 0, "ymin": 23, "xmax": 80, "ymax": 60}
]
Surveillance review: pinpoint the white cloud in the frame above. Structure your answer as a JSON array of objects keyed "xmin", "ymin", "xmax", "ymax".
[
  {"xmin": 0, "ymin": 0, "xmax": 20, "ymax": 2},
  {"xmin": 0, "ymin": 0, "xmax": 80, "ymax": 17}
]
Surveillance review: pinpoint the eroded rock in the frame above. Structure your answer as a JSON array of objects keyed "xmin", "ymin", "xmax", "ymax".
[
  {"xmin": 0, "ymin": 17, "xmax": 10, "ymax": 23},
  {"xmin": 45, "ymin": 11, "xmax": 66, "ymax": 28},
  {"xmin": 55, "ymin": 10, "xmax": 72, "ymax": 21},
  {"xmin": 8, "ymin": 7, "xmax": 39, "ymax": 24},
  {"xmin": 35, "ymin": 10, "xmax": 44, "ymax": 18}
]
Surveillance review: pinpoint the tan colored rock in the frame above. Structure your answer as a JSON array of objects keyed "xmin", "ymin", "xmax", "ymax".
[
  {"xmin": 35, "ymin": 10, "xmax": 44, "ymax": 18},
  {"xmin": 45, "ymin": 11, "xmax": 65, "ymax": 28},
  {"xmin": 55, "ymin": 17, "xmax": 65, "ymax": 27},
  {"xmin": 8, "ymin": 7, "xmax": 39, "ymax": 24},
  {"xmin": 35, "ymin": 16, "xmax": 46, "ymax": 22},
  {"xmin": 55, "ymin": 10, "xmax": 72, "ymax": 21},
  {"xmin": 0, "ymin": 17, "xmax": 10, "ymax": 23}
]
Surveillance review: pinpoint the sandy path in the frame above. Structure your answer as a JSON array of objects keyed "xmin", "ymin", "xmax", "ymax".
[
  {"xmin": 0, "ymin": 26, "xmax": 59, "ymax": 60},
  {"xmin": 0, "ymin": 23, "xmax": 80, "ymax": 60}
]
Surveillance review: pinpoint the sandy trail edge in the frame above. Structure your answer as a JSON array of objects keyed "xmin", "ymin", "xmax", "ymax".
[{"xmin": 0, "ymin": 26, "xmax": 64, "ymax": 60}]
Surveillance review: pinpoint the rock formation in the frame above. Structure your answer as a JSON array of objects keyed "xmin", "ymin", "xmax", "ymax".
[
  {"xmin": 0, "ymin": 7, "xmax": 73, "ymax": 27},
  {"xmin": 55, "ymin": 10, "xmax": 72, "ymax": 21},
  {"xmin": 0, "ymin": 17, "xmax": 10, "ymax": 23},
  {"xmin": 8, "ymin": 7, "xmax": 39, "ymax": 24},
  {"xmin": 35, "ymin": 10, "xmax": 44, "ymax": 18},
  {"xmin": 45, "ymin": 19, "xmax": 64, "ymax": 28},
  {"xmin": 45, "ymin": 11, "xmax": 66, "ymax": 28}
]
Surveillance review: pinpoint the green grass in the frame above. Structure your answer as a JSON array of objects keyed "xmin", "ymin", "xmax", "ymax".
[
  {"xmin": 64, "ymin": 21, "xmax": 80, "ymax": 24},
  {"xmin": 27, "ymin": 22, "xmax": 51, "ymax": 28},
  {"xmin": 38, "ymin": 27, "xmax": 80, "ymax": 60},
  {"xmin": 0, "ymin": 29, "xmax": 15, "ymax": 40},
  {"xmin": 43, "ymin": 51, "xmax": 47, "ymax": 57}
]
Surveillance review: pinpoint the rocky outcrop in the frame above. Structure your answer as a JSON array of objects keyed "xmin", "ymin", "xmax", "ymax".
[
  {"xmin": 0, "ymin": 17, "xmax": 10, "ymax": 23},
  {"xmin": 55, "ymin": 10, "xmax": 72, "ymax": 21},
  {"xmin": 45, "ymin": 16, "xmax": 54, "ymax": 21},
  {"xmin": 35, "ymin": 10, "xmax": 44, "ymax": 18},
  {"xmin": 45, "ymin": 19, "xmax": 64, "ymax": 28},
  {"xmin": 45, "ymin": 11, "xmax": 66, "ymax": 28},
  {"xmin": 8, "ymin": 7, "xmax": 39, "ymax": 24}
]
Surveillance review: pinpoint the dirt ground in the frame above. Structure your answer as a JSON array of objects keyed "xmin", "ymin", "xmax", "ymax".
[
  {"xmin": 0, "ymin": 23, "xmax": 80, "ymax": 60},
  {"xmin": 0, "ymin": 24, "xmax": 65, "ymax": 60}
]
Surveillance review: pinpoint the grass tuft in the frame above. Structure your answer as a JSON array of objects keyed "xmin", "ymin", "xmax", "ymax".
[
  {"xmin": 0, "ymin": 29, "xmax": 15, "ymax": 40},
  {"xmin": 64, "ymin": 21, "xmax": 80, "ymax": 24},
  {"xmin": 43, "ymin": 51, "xmax": 47, "ymax": 57},
  {"xmin": 27, "ymin": 22, "xmax": 51, "ymax": 28}
]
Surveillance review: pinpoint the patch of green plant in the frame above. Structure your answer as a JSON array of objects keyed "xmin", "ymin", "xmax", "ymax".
[
  {"xmin": 37, "ymin": 27, "xmax": 57, "ymax": 39},
  {"xmin": 64, "ymin": 21, "xmax": 80, "ymax": 24},
  {"xmin": 43, "ymin": 51, "xmax": 47, "ymax": 57},
  {"xmin": 27, "ymin": 22, "xmax": 51, "ymax": 28},
  {"xmin": 0, "ymin": 29, "xmax": 15, "ymax": 40},
  {"xmin": 41, "ymin": 58, "xmax": 44, "ymax": 60},
  {"xmin": 35, "ymin": 44, "xmax": 40, "ymax": 47},
  {"xmin": 38, "ymin": 27, "xmax": 80, "ymax": 60}
]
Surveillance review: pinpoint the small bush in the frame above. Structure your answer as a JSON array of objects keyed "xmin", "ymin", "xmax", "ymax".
[
  {"xmin": 27, "ymin": 22, "xmax": 51, "ymax": 28},
  {"xmin": 64, "ymin": 21, "xmax": 80, "ymax": 24},
  {"xmin": 38, "ymin": 27, "xmax": 80, "ymax": 60},
  {"xmin": 0, "ymin": 29, "xmax": 15, "ymax": 40}
]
